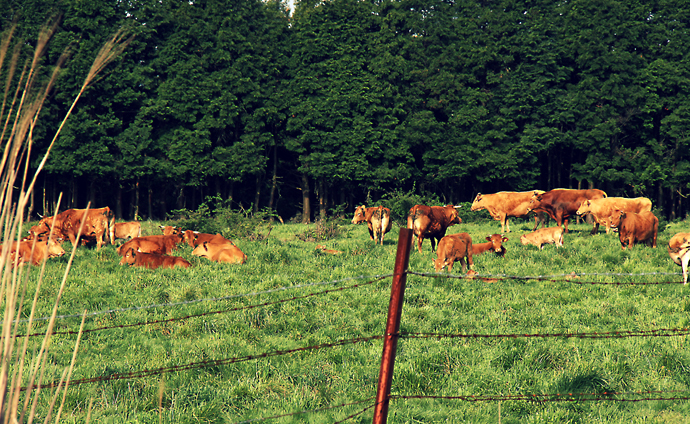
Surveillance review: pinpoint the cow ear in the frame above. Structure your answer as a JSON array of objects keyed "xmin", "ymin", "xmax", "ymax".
[
  {"xmin": 502, "ymin": 237, "xmax": 509, "ymax": 242},
  {"xmin": 486, "ymin": 236, "xmax": 492, "ymax": 242}
]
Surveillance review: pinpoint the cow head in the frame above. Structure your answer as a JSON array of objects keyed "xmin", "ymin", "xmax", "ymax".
[
  {"xmin": 192, "ymin": 241, "xmax": 210, "ymax": 258},
  {"xmin": 576, "ymin": 200, "xmax": 592, "ymax": 216},
  {"xmin": 183, "ymin": 230, "xmax": 197, "ymax": 247},
  {"xmin": 446, "ymin": 205, "xmax": 462, "ymax": 225},
  {"xmin": 351, "ymin": 205, "xmax": 367, "ymax": 225},
  {"xmin": 609, "ymin": 209, "xmax": 626, "ymax": 228},
  {"xmin": 45, "ymin": 238, "xmax": 66, "ymax": 259},
  {"xmin": 119, "ymin": 248, "xmax": 137, "ymax": 265},
  {"xmin": 29, "ymin": 218, "xmax": 52, "ymax": 237},
  {"xmin": 432, "ymin": 258, "xmax": 448, "ymax": 272},
  {"xmin": 470, "ymin": 194, "xmax": 483, "ymax": 211},
  {"xmin": 486, "ymin": 234, "xmax": 508, "ymax": 255},
  {"xmin": 526, "ymin": 193, "xmax": 543, "ymax": 212},
  {"xmin": 160, "ymin": 225, "xmax": 180, "ymax": 235}
]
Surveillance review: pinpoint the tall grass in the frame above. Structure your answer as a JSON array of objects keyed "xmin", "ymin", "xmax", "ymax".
[{"xmin": 0, "ymin": 20, "xmax": 131, "ymax": 422}]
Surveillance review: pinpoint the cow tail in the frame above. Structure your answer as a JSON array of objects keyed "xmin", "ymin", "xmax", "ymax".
[{"xmin": 378, "ymin": 205, "xmax": 384, "ymax": 244}]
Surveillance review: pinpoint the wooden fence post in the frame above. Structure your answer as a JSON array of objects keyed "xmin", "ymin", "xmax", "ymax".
[{"xmin": 373, "ymin": 228, "xmax": 413, "ymax": 424}]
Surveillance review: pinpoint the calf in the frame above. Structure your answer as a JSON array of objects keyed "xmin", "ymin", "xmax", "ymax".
[
  {"xmin": 610, "ymin": 210, "xmax": 658, "ymax": 250},
  {"xmin": 520, "ymin": 227, "xmax": 564, "ymax": 249},
  {"xmin": 432, "ymin": 233, "xmax": 473, "ymax": 273},
  {"xmin": 5, "ymin": 237, "xmax": 65, "ymax": 266},
  {"xmin": 160, "ymin": 225, "xmax": 181, "ymax": 236},
  {"xmin": 668, "ymin": 232, "xmax": 690, "ymax": 284},
  {"xmin": 119, "ymin": 248, "xmax": 191, "ymax": 269},
  {"xmin": 110, "ymin": 220, "xmax": 142, "ymax": 244},
  {"xmin": 192, "ymin": 241, "xmax": 247, "ymax": 264},
  {"xmin": 351, "ymin": 205, "xmax": 392, "ymax": 245},
  {"xmin": 472, "ymin": 234, "xmax": 508, "ymax": 257},
  {"xmin": 117, "ymin": 234, "xmax": 184, "ymax": 256},
  {"xmin": 182, "ymin": 230, "xmax": 234, "ymax": 248}
]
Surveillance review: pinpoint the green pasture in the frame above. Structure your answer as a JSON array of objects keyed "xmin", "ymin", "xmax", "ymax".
[{"xmin": 12, "ymin": 217, "xmax": 690, "ymax": 423}]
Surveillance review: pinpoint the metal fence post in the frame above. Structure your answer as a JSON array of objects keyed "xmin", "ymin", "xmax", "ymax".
[{"xmin": 373, "ymin": 227, "xmax": 413, "ymax": 424}]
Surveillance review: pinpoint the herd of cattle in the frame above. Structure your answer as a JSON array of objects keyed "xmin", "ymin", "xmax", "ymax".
[
  {"xmin": 3, "ymin": 206, "xmax": 247, "ymax": 270},
  {"xmin": 4, "ymin": 189, "xmax": 690, "ymax": 285},
  {"xmin": 351, "ymin": 189, "xmax": 690, "ymax": 285}
]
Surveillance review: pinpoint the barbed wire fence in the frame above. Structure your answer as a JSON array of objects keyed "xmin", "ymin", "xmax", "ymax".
[{"xmin": 12, "ymin": 229, "xmax": 690, "ymax": 422}]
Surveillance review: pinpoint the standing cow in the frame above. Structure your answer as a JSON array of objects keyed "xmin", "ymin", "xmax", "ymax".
[
  {"xmin": 668, "ymin": 232, "xmax": 690, "ymax": 284},
  {"xmin": 610, "ymin": 210, "xmax": 658, "ymax": 250},
  {"xmin": 527, "ymin": 189, "xmax": 607, "ymax": 233},
  {"xmin": 576, "ymin": 197, "xmax": 652, "ymax": 234},
  {"xmin": 433, "ymin": 233, "xmax": 473, "ymax": 273},
  {"xmin": 351, "ymin": 205, "xmax": 392, "ymax": 245},
  {"xmin": 30, "ymin": 207, "xmax": 113, "ymax": 249},
  {"xmin": 471, "ymin": 191, "xmax": 547, "ymax": 233},
  {"xmin": 407, "ymin": 204, "xmax": 462, "ymax": 253}
]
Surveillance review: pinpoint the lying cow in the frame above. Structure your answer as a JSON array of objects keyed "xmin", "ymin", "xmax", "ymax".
[
  {"xmin": 351, "ymin": 205, "xmax": 392, "ymax": 245},
  {"xmin": 4, "ymin": 237, "xmax": 65, "ymax": 266},
  {"xmin": 407, "ymin": 204, "xmax": 462, "ymax": 253},
  {"xmin": 160, "ymin": 225, "xmax": 181, "ymax": 236},
  {"xmin": 182, "ymin": 230, "xmax": 234, "ymax": 248},
  {"xmin": 192, "ymin": 241, "xmax": 247, "ymax": 264},
  {"xmin": 119, "ymin": 248, "xmax": 191, "ymax": 269},
  {"xmin": 471, "ymin": 191, "xmax": 547, "ymax": 233},
  {"xmin": 520, "ymin": 227, "xmax": 564, "ymax": 249},
  {"xmin": 117, "ymin": 234, "xmax": 184, "ymax": 256},
  {"xmin": 433, "ymin": 233, "xmax": 473, "ymax": 273},
  {"xmin": 610, "ymin": 210, "xmax": 658, "ymax": 250},
  {"xmin": 472, "ymin": 234, "xmax": 508, "ymax": 257},
  {"xmin": 576, "ymin": 197, "xmax": 652, "ymax": 234},
  {"xmin": 110, "ymin": 220, "xmax": 142, "ymax": 244},
  {"xmin": 668, "ymin": 232, "xmax": 690, "ymax": 285}
]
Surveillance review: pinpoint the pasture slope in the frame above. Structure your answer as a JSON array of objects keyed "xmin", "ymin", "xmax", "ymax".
[{"xmin": 16, "ymin": 218, "xmax": 690, "ymax": 423}]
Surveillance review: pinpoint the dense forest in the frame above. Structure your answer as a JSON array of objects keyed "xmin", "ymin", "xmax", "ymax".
[{"xmin": 2, "ymin": 0, "xmax": 690, "ymax": 222}]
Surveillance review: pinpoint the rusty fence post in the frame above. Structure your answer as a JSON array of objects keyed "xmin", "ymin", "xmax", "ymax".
[{"xmin": 373, "ymin": 227, "xmax": 413, "ymax": 424}]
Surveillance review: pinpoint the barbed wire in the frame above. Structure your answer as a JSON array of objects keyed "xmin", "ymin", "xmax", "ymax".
[
  {"xmin": 392, "ymin": 389, "xmax": 690, "ymax": 403},
  {"xmin": 16, "ymin": 277, "xmax": 387, "ymax": 338},
  {"xmin": 20, "ymin": 334, "xmax": 385, "ymax": 392},
  {"xmin": 400, "ymin": 328, "xmax": 690, "ymax": 340},
  {"xmin": 8, "ymin": 273, "xmax": 395, "ymax": 325},
  {"xmin": 407, "ymin": 270, "xmax": 683, "ymax": 285},
  {"xmin": 231, "ymin": 397, "xmax": 375, "ymax": 424}
]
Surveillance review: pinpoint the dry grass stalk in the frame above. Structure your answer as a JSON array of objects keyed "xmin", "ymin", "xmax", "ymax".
[{"xmin": 0, "ymin": 18, "xmax": 132, "ymax": 423}]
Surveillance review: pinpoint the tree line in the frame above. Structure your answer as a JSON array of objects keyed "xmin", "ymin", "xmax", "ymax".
[{"xmin": 3, "ymin": 0, "xmax": 690, "ymax": 222}]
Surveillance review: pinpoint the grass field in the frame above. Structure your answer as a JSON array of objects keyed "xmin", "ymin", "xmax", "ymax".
[{"xmin": 13, "ymin": 216, "xmax": 690, "ymax": 423}]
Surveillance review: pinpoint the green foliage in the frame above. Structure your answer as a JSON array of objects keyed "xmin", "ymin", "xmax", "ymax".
[
  {"xmin": 294, "ymin": 217, "xmax": 344, "ymax": 242},
  {"xmin": 168, "ymin": 195, "xmax": 276, "ymax": 241},
  {"xmin": 378, "ymin": 187, "xmax": 441, "ymax": 224}
]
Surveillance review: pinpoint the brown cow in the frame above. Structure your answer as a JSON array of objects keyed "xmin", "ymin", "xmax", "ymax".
[
  {"xmin": 520, "ymin": 227, "xmax": 564, "ymax": 249},
  {"xmin": 668, "ymin": 232, "xmax": 690, "ymax": 284},
  {"xmin": 182, "ymin": 230, "xmax": 234, "ymax": 248},
  {"xmin": 351, "ymin": 205, "xmax": 392, "ymax": 245},
  {"xmin": 4, "ymin": 238, "xmax": 65, "ymax": 266},
  {"xmin": 117, "ymin": 234, "xmax": 184, "ymax": 256},
  {"xmin": 527, "ymin": 189, "xmax": 607, "ymax": 233},
  {"xmin": 472, "ymin": 234, "xmax": 508, "ymax": 257},
  {"xmin": 407, "ymin": 204, "xmax": 462, "ymax": 253},
  {"xmin": 110, "ymin": 220, "xmax": 142, "ymax": 244},
  {"xmin": 471, "ymin": 191, "xmax": 547, "ymax": 233},
  {"xmin": 433, "ymin": 233, "xmax": 473, "ymax": 273},
  {"xmin": 192, "ymin": 241, "xmax": 247, "ymax": 264},
  {"xmin": 30, "ymin": 207, "xmax": 113, "ymax": 249},
  {"xmin": 576, "ymin": 197, "xmax": 652, "ymax": 234},
  {"xmin": 119, "ymin": 248, "xmax": 191, "ymax": 269},
  {"xmin": 609, "ymin": 210, "xmax": 658, "ymax": 250},
  {"xmin": 160, "ymin": 225, "xmax": 181, "ymax": 236}
]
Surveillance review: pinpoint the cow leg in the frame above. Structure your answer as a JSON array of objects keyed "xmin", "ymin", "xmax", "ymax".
[
  {"xmin": 682, "ymin": 253, "xmax": 690, "ymax": 284},
  {"xmin": 532, "ymin": 215, "xmax": 539, "ymax": 232},
  {"xmin": 367, "ymin": 228, "xmax": 375, "ymax": 242},
  {"xmin": 590, "ymin": 221, "xmax": 599, "ymax": 235},
  {"xmin": 501, "ymin": 213, "xmax": 508, "ymax": 233},
  {"xmin": 417, "ymin": 235, "xmax": 424, "ymax": 253},
  {"xmin": 430, "ymin": 237, "xmax": 437, "ymax": 253}
]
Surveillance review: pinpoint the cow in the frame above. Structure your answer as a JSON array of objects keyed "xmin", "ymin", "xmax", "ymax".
[
  {"xmin": 520, "ymin": 227, "xmax": 564, "ymax": 249},
  {"xmin": 117, "ymin": 234, "xmax": 184, "ymax": 256},
  {"xmin": 576, "ymin": 197, "xmax": 653, "ymax": 234},
  {"xmin": 316, "ymin": 245, "xmax": 343, "ymax": 255},
  {"xmin": 527, "ymin": 189, "xmax": 607, "ymax": 233},
  {"xmin": 432, "ymin": 233, "xmax": 473, "ymax": 273},
  {"xmin": 192, "ymin": 241, "xmax": 247, "ymax": 264},
  {"xmin": 609, "ymin": 210, "xmax": 658, "ymax": 250},
  {"xmin": 351, "ymin": 205, "xmax": 392, "ymax": 245},
  {"xmin": 119, "ymin": 248, "xmax": 191, "ymax": 269},
  {"xmin": 668, "ymin": 233, "xmax": 690, "ymax": 284},
  {"xmin": 30, "ymin": 207, "xmax": 113, "ymax": 249},
  {"xmin": 471, "ymin": 191, "xmax": 547, "ymax": 233},
  {"xmin": 110, "ymin": 220, "xmax": 142, "ymax": 244},
  {"xmin": 472, "ymin": 234, "xmax": 508, "ymax": 257},
  {"xmin": 4, "ymin": 237, "xmax": 65, "ymax": 266},
  {"xmin": 160, "ymin": 226, "xmax": 181, "ymax": 236},
  {"xmin": 407, "ymin": 204, "xmax": 462, "ymax": 253},
  {"xmin": 182, "ymin": 230, "xmax": 234, "ymax": 248}
]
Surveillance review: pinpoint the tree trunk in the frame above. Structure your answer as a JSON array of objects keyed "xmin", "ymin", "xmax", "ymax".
[
  {"xmin": 268, "ymin": 147, "xmax": 278, "ymax": 214},
  {"xmin": 301, "ymin": 173, "xmax": 311, "ymax": 224},
  {"xmin": 26, "ymin": 184, "xmax": 35, "ymax": 222},
  {"xmin": 134, "ymin": 179, "xmax": 140, "ymax": 220},
  {"xmin": 148, "ymin": 185, "xmax": 153, "ymax": 220},
  {"xmin": 115, "ymin": 185, "xmax": 123, "ymax": 219},
  {"xmin": 318, "ymin": 177, "xmax": 326, "ymax": 220},
  {"xmin": 254, "ymin": 174, "xmax": 261, "ymax": 213}
]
